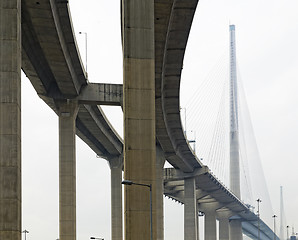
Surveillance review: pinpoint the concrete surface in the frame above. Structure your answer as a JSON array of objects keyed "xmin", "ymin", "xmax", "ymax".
[
  {"xmin": 123, "ymin": 0, "xmax": 156, "ymax": 239},
  {"xmin": 0, "ymin": 0, "xmax": 22, "ymax": 239}
]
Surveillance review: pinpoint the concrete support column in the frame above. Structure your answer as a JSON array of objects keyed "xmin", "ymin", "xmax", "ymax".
[
  {"xmin": 218, "ymin": 218, "xmax": 229, "ymax": 240},
  {"xmin": 122, "ymin": 1, "xmax": 156, "ymax": 240},
  {"xmin": 229, "ymin": 219, "xmax": 243, "ymax": 240},
  {"xmin": 58, "ymin": 101, "xmax": 79, "ymax": 240},
  {"xmin": 0, "ymin": 0, "xmax": 21, "ymax": 239},
  {"xmin": 184, "ymin": 178, "xmax": 198, "ymax": 240},
  {"xmin": 204, "ymin": 210, "xmax": 217, "ymax": 240},
  {"xmin": 217, "ymin": 210, "xmax": 233, "ymax": 240},
  {"xmin": 156, "ymin": 147, "xmax": 165, "ymax": 240},
  {"xmin": 109, "ymin": 157, "xmax": 123, "ymax": 240}
]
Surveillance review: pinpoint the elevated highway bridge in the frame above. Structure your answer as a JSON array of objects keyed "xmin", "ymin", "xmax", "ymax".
[{"xmin": 0, "ymin": 0, "xmax": 278, "ymax": 240}]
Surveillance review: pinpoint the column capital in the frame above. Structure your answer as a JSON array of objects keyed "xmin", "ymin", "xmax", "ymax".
[
  {"xmin": 57, "ymin": 99, "xmax": 79, "ymax": 118},
  {"xmin": 108, "ymin": 155, "xmax": 123, "ymax": 169}
]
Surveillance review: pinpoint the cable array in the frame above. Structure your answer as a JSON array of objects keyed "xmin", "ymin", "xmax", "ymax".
[
  {"xmin": 184, "ymin": 52, "xmax": 228, "ymax": 167},
  {"xmin": 181, "ymin": 54, "xmax": 274, "ymax": 225}
]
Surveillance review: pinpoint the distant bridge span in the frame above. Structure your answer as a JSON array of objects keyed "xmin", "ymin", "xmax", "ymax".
[{"xmin": 18, "ymin": 0, "xmax": 277, "ymax": 240}]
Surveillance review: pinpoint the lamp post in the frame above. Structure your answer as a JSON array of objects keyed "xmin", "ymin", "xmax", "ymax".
[
  {"xmin": 257, "ymin": 198, "xmax": 262, "ymax": 240},
  {"xmin": 79, "ymin": 31, "xmax": 88, "ymax": 74},
  {"xmin": 287, "ymin": 225, "xmax": 289, "ymax": 240},
  {"xmin": 122, "ymin": 180, "xmax": 152, "ymax": 240},
  {"xmin": 273, "ymin": 215, "xmax": 277, "ymax": 240},
  {"xmin": 90, "ymin": 237, "xmax": 104, "ymax": 240},
  {"xmin": 22, "ymin": 230, "xmax": 29, "ymax": 240},
  {"xmin": 180, "ymin": 107, "xmax": 187, "ymax": 136}
]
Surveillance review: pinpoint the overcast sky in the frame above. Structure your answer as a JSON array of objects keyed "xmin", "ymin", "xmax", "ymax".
[{"xmin": 21, "ymin": 1, "xmax": 298, "ymax": 240}]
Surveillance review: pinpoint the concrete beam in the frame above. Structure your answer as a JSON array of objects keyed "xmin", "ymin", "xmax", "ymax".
[
  {"xmin": 164, "ymin": 166, "xmax": 209, "ymax": 181},
  {"xmin": 196, "ymin": 189, "xmax": 210, "ymax": 200},
  {"xmin": 200, "ymin": 202, "xmax": 227, "ymax": 215},
  {"xmin": 164, "ymin": 191, "xmax": 184, "ymax": 202},
  {"xmin": 39, "ymin": 83, "xmax": 123, "ymax": 107},
  {"xmin": 0, "ymin": 1, "xmax": 21, "ymax": 239},
  {"xmin": 165, "ymin": 185, "xmax": 184, "ymax": 192},
  {"xmin": 78, "ymin": 83, "xmax": 123, "ymax": 106},
  {"xmin": 198, "ymin": 197, "xmax": 217, "ymax": 204}
]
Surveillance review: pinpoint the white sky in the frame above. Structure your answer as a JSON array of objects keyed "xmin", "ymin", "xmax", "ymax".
[{"xmin": 21, "ymin": 1, "xmax": 298, "ymax": 240}]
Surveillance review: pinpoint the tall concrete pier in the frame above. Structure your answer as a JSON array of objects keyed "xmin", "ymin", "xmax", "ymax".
[
  {"xmin": 218, "ymin": 217, "xmax": 229, "ymax": 240},
  {"xmin": 0, "ymin": 0, "xmax": 22, "ymax": 239},
  {"xmin": 184, "ymin": 178, "xmax": 198, "ymax": 240},
  {"xmin": 122, "ymin": 0, "xmax": 157, "ymax": 240},
  {"xmin": 205, "ymin": 209, "xmax": 217, "ymax": 240},
  {"xmin": 156, "ymin": 147, "xmax": 165, "ymax": 240},
  {"xmin": 59, "ymin": 101, "xmax": 79, "ymax": 240},
  {"xmin": 217, "ymin": 211, "xmax": 232, "ymax": 240},
  {"xmin": 109, "ymin": 157, "xmax": 123, "ymax": 240}
]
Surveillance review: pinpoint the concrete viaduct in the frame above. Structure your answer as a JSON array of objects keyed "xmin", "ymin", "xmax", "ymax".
[{"xmin": 0, "ymin": 0, "xmax": 277, "ymax": 240}]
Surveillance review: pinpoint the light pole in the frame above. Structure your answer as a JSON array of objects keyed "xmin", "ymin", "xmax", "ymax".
[
  {"xmin": 79, "ymin": 31, "xmax": 88, "ymax": 75},
  {"xmin": 122, "ymin": 180, "xmax": 152, "ymax": 240},
  {"xmin": 22, "ymin": 230, "xmax": 29, "ymax": 240},
  {"xmin": 287, "ymin": 225, "xmax": 289, "ymax": 240},
  {"xmin": 273, "ymin": 215, "xmax": 277, "ymax": 240},
  {"xmin": 180, "ymin": 107, "xmax": 187, "ymax": 136},
  {"xmin": 257, "ymin": 198, "xmax": 262, "ymax": 240},
  {"xmin": 90, "ymin": 237, "xmax": 104, "ymax": 240}
]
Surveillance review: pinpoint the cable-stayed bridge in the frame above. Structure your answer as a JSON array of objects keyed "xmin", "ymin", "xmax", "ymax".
[
  {"xmin": 177, "ymin": 24, "xmax": 277, "ymax": 239},
  {"xmin": 0, "ymin": 1, "xmax": 282, "ymax": 240}
]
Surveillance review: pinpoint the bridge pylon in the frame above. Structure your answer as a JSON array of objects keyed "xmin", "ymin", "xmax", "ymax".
[{"xmin": 229, "ymin": 24, "xmax": 243, "ymax": 240}]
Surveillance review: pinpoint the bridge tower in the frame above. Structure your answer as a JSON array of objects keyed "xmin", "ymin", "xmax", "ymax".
[
  {"xmin": 229, "ymin": 24, "xmax": 240, "ymax": 198},
  {"xmin": 280, "ymin": 186, "xmax": 285, "ymax": 240},
  {"xmin": 229, "ymin": 24, "xmax": 243, "ymax": 240}
]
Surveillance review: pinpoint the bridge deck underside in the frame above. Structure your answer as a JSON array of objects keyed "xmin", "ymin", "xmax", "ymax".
[
  {"xmin": 22, "ymin": 0, "xmax": 122, "ymax": 159},
  {"xmin": 164, "ymin": 170, "xmax": 276, "ymax": 240},
  {"xmin": 155, "ymin": 0, "xmax": 203, "ymax": 172}
]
